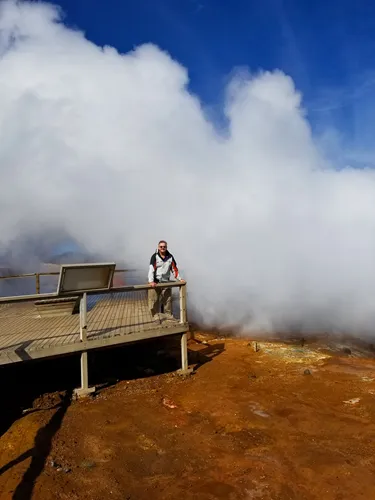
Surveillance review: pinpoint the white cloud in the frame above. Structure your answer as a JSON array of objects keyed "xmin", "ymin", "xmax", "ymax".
[{"xmin": 1, "ymin": 0, "xmax": 375, "ymax": 334}]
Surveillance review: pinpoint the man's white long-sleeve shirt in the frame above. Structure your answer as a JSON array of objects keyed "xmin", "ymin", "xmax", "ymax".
[{"xmin": 148, "ymin": 251, "xmax": 182, "ymax": 283}]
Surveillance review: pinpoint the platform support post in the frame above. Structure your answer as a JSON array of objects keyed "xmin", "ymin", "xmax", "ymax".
[
  {"xmin": 80, "ymin": 352, "xmax": 89, "ymax": 389},
  {"xmin": 74, "ymin": 293, "xmax": 95, "ymax": 398},
  {"xmin": 177, "ymin": 332, "xmax": 192, "ymax": 376},
  {"xmin": 181, "ymin": 332, "xmax": 188, "ymax": 371}
]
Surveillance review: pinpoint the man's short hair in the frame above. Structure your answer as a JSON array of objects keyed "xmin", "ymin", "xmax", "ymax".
[{"xmin": 158, "ymin": 240, "xmax": 167, "ymax": 246}]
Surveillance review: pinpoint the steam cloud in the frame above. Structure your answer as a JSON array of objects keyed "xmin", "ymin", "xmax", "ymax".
[{"xmin": 1, "ymin": 0, "xmax": 375, "ymax": 334}]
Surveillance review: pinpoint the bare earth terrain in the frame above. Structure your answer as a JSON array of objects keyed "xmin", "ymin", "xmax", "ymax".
[{"xmin": 1, "ymin": 332, "xmax": 375, "ymax": 500}]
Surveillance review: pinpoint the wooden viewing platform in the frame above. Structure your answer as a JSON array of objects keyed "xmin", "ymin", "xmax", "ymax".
[{"xmin": 0, "ymin": 277, "xmax": 189, "ymax": 397}]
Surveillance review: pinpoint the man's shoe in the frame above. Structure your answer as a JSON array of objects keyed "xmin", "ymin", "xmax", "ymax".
[{"xmin": 163, "ymin": 313, "xmax": 177, "ymax": 322}]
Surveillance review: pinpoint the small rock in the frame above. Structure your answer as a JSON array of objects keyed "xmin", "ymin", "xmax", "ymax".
[
  {"xmin": 343, "ymin": 347, "xmax": 352, "ymax": 355},
  {"xmin": 56, "ymin": 467, "xmax": 63, "ymax": 472},
  {"xmin": 162, "ymin": 397, "xmax": 177, "ymax": 409},
  {"xmin": 344, "ymin": 397, "xmax": 360, "ymax": 405},
  {"xmin": 80, "ymin": 460, "xmax": 96, "ymax": 469},
  {"xmin": 63, "ymin": 467, "xmax": 71, "ymax": 474},
  {"xmin": 303, "ymin": 369, "xmax": 311, "ymax": 376},
  {"xmin": 249, "ymin": 374, "xmax": 257, "ymax": 379}
]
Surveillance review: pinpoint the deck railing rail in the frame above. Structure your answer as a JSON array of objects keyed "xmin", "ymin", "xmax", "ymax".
[{"xmin": 0, "ymin": 269, "xmax": 136, "ymax": 294}]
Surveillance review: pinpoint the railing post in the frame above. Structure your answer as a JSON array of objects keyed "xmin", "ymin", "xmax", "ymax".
[
  {"xmin": 178, "ymin": 283, "xmax": 191, "ymax": 375},
  {"xmin": 80, "ymin": 293, "xmax": 87, "ymax": 341},
  {"xmin": 35, "ymin": 273, "xmax": 40, "ymax": 294},
  {"xmin": 179, "ymin": 283, "xmax": 187, "ymax": 324}
]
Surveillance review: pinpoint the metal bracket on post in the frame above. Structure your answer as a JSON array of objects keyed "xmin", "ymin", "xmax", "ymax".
[{"xmin": 74, "ymin": 293, "xmax": 95, "ymax": 398}]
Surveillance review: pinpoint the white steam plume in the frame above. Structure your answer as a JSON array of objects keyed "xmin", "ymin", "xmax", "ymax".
[{"xmin": 1, "ymin": 0, "xmax": 375, "ymax": 334}]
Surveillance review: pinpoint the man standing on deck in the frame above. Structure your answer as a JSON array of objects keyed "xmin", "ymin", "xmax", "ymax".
[{"xmin": 148, "ymin": 240, "xmax": 185, "ymax": 320}]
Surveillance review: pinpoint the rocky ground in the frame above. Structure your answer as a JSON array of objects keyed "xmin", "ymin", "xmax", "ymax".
[{"xmin": 1, "ymin": 332, "xmax": 375, "ymax": 499}]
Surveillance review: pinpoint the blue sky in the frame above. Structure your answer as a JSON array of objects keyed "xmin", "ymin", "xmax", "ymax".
[
  {"xmin": 55, "ymin": 0, "xmax": 375, "ymax": 134},
  {"xmin": 2, "ymin": 0, "xmax": 375, "ymax": 286}
]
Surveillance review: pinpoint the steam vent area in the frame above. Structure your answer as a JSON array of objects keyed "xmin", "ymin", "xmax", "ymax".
[{"xmin": 1, "ymin": 264, "xmax": 375, "ymax": 500}]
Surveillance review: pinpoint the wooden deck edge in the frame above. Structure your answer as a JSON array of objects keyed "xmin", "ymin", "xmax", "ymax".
[{"xmin": 0, "ymin": 324, "xmax": 190, "ymax": 366}]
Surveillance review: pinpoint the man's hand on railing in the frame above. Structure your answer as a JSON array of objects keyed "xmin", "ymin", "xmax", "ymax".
[{"xmin": 148, "ymin": 281, "xmax": 185, "ymax": 287}]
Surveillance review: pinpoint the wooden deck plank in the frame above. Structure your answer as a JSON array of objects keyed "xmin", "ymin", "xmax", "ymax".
[{"xmin": 0, "ymin": 292, "xmax": 188, "ymax": 366}]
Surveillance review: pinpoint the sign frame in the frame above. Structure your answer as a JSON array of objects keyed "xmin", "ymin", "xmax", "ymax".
[{"xmin": 56, "ymin": 262, "xmax": 116, "ymax": 296}]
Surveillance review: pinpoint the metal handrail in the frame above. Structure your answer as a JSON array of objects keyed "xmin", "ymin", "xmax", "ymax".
[
  {"xmin": 0, "ymin": 269, "xmax": 137, "ymax": 294},
  {"xmin": 0, "ymin": 281, "xmax": 188, "ymax": 328},
  {"xmin": 0, "ymin": 281, "xmax": 186, "ymax": 304},
  {"xmin": 0, "ymin": 269, "xmax": 135, "ymax": 279}
]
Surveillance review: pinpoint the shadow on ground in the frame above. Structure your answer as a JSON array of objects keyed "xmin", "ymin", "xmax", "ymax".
[
  {"xmin": 0, "ymin": 335, "xmax": 220, "ymax": 439},
  {"xmin": 0, "ymin": 391, "xmax": 72, "ymax": 499},
  {"xmin": 1, "ymin": 336, "xmax": 213, "ymax": 496},
  {"xmin": 188, "ymin": 341, "xmax": 225, "ymax": 370}
]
